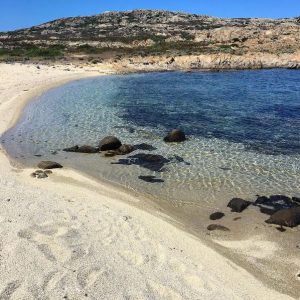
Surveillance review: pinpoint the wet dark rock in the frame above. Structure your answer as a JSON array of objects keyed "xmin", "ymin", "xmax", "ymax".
[
  {"xmin": 254, "ymin": 195, "xmax": 298, "ymax": 215},
  {"xmin": 171, "ymin": 155, "xmax": 191, "ymax": 165},
  {"xmin": 134, "ymin": 143, "xmax": 157, "ymax": 151},
  {"xmin": 270, "ymin": 194, "xmax": 291, "ymax": 202},
  {"xmin": 112, "ymin": 153, "xmax": 170, "ymax": 172},
  {"xmin": 99, "ymin": 136, "xmax": 122, "ymax": 151},
  {"xmin": 164, "ymin": 129, "xmax": 186, "ymax": 143},
  {"xmin": 104, "ymin": 151, "xmax": 117, "ymax": 157},
  {"xmin": 63, "ymin": 145, "xmax": 99, "ymax": 153},
  {"xmin": 276, "ymin": 226, "xmax": 286, "ymax": 232},
  {"xmin": 227, "ymin": 198, "xmax": 251, "ymax": 213},
  {"xmin": 207, "ymin": 224, "xmax": 230, "ymax": 231},
  {"xmin": 266, "ymin": 206, "xmax": 300, "ymax": 228},
  {"xmin": 37, "ymin": 161, "xmax": 63, "ymax": 169},
  {"xmin": 104, "ymin": 144, "xmax": 134, "ymax": 156},
  {"xmin": 138, "ymin": 175, "xmax": 164, "ymax": 183},
  {"xmin": 209, "ymin": 212, "xmax": 225, "ymax": 220},
  {"xmin": 115, "ymin": 144, "xmax": 134, "ymax": 155},
  {"xmin": 44, "ymin": 170, "xmax": 53, "ymax": 175},
  {"xmin": 292, "ymin": 197, "xmax": 300, "ymax": 204}
]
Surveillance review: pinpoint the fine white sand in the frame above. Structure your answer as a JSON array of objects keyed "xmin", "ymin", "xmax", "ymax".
[{"xmin": 0, "ymin": 62, "xmax": 293, "ymax": 299}]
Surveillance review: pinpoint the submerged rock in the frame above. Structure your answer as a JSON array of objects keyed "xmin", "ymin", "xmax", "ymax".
[
  {"xmin": 207, "ymin": 224, "xmax": 230, "ymax": 231},
  {"xmin": 99, "ymin": 136, "xmax": 122, "ymax": 151},
  {"xmin": 63, "ymin": 145, "xmax": 99, "ymax": 153},
  {"xmin": 266, "ymin": 206, "xmax": 300, "ymax": 228},
  {"xmin": 103, "ymin": 144, "xmax": 135, "ymax": 157},
  {"xmin": 138, "ymin": 175, "xmax": 164, "ymax": 183},
  {"xmin": 115, "ymin": 144, "xmax": 134, "ymax": 155},
  {"xmin": 112, "ymin": 153, "xmax": 170, "ymax": 172},
  {"xmin": 164, "ymin": 129, "xmax": 186, "ymax": 143},
  {"xmin": 209, "ymin": 212, "xmax": 225, "ymax": 220},
  {"xmin": 134, "ymin": 143, "xmax": 157, "ymax": 151},
  {"xmin": 227, "ymin": 198, "xmax": 251, "ymax": 213},
  {"xmin": 37, "ymin": 161, "xmax": 63, "ymax": 169},
  {"xmin": 254, "ymin": 194, "xmax": 298, "ymax": 215}
]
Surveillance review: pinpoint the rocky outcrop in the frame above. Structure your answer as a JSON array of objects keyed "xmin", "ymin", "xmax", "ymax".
[{"xmin": 1, "ymin": 10, "xmax": 299, "ymax": 70}]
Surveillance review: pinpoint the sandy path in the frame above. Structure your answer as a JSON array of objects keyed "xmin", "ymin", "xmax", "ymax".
[{"xmin": 0, "ymin": 63, "xmax": 293, "ymax": 299}]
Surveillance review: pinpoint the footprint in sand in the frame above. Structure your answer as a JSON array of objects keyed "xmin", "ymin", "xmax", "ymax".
[
  {"xmin": 0, "ymin": 280, "xmax": 21, "ymax": 300},
  {"xmin": 77, "ymin": 267, "xmax": 106, "ymax": 288},
  {"xmin": 147, "ymin": 280, "xmax": 182, "ymax": 300},
  {"xmin": 17, "ymin": 223, "xmax": 86, "ymax": 263},
  {"xmin": 119, "ymin": 250, "xmax": 145, "ymax": 266}
]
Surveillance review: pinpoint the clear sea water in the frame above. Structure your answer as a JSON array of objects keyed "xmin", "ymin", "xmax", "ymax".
[{"xmin": 2, "ymin": 70, "xmax": 300, "ymax": 218}]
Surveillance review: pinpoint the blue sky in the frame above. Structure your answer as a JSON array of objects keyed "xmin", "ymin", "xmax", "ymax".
[{"xmin": 1, "ymin": 0, "xmax": 300, "ymax": 31}]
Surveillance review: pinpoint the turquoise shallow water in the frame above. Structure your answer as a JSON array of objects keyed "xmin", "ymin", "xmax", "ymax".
[{"xmin": 2, "ymin": 70, "xmax": 300, "ymax": 214}]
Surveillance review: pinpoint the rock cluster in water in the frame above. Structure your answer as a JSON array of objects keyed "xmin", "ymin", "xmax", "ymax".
[
  {"xmin": 60, "ymin": 130, "xmax": 187, "ymax": 181},
  {"xmin": 208, "ymin": 194, "xmax": 300, "ymax": 232}
]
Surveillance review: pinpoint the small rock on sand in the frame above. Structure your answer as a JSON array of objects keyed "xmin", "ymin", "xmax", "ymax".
[
  {"xmin": 31, "ymin": 170, "xmax": 49, "ymax": 179},
  {"xmin": 227, "ymin": 198, "xmax": 251, "ymax": 213},
  {"xmin": 138, "ymin": 175, "xmax": 164, "ymax": 183},
  {"xmin": 37, "ymin": 161, "xmax": 63, "ymax": 169},
  {"xmin": 207, "ymin": 224, "xmax": 230, "ymax": 231},
  {"xmin": 209, "ymin": 212, "xmax": 225, "ymax": 220}
]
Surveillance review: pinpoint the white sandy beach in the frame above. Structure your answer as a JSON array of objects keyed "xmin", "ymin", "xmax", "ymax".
[{"xmin": 0, "ymin": 63, "xmax": 294, "ymax": 299}]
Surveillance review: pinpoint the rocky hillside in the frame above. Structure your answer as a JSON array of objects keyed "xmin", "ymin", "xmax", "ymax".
[{"xmin": 0, "ymin": 10, "xmax": 300, "ymax": 68}]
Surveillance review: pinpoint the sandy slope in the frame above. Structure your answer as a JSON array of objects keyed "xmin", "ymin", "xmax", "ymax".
[{"xmin": 0, "ymin": 63, "xmax": 293, "ymax": 299}]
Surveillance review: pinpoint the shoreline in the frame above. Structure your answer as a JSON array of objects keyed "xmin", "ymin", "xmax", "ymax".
[{"xmin": 0, "ymin": 62, "xmax": 296, "ymax": 299}]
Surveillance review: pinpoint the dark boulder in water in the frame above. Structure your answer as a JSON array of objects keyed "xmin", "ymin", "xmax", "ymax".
[
  {"xmin": 227, "ymin": 198, "xmax": 251, "ymax": 213},
  {"xmin": 254, "ymin": 195, "xmax": 298, "ymax": 215},
  {"xmin": 63, "ymin": 145, "xmax": 99, "ymax": 153},
  {"xmin": 209, "ymin": 212, "xmax": 225, "ymax": 220},
  {"xmin": 112, "ymin": 153, "xmax": 170, "ymax": 172},
  {"xmin": 37, "ymin": 161, "xmax": 63, "ymax": 169},
  {"xmin": 115, "ymin": 144, "xmax": 134, "ymax": 155},
  {"xmin": 266, "ymin": 206, "xmax": 300, "ymax": 228},
  {"xmin": 207, "ymin": 224, "xmax": 230, "ymax": 231},
  {"xmin": 164, "ymin": 129, "xmax": 186, "ymax": 143},
  {"xmin": 99, "ymin": 136, "xmax": 122, "ymax": 151},
  {"xmin": 138, "ymin": 175, "xmax": 164, "ymax": 183},
  {"xmin": 103, "ymin": 144, "xmax": 134, "ymax": 157}
]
